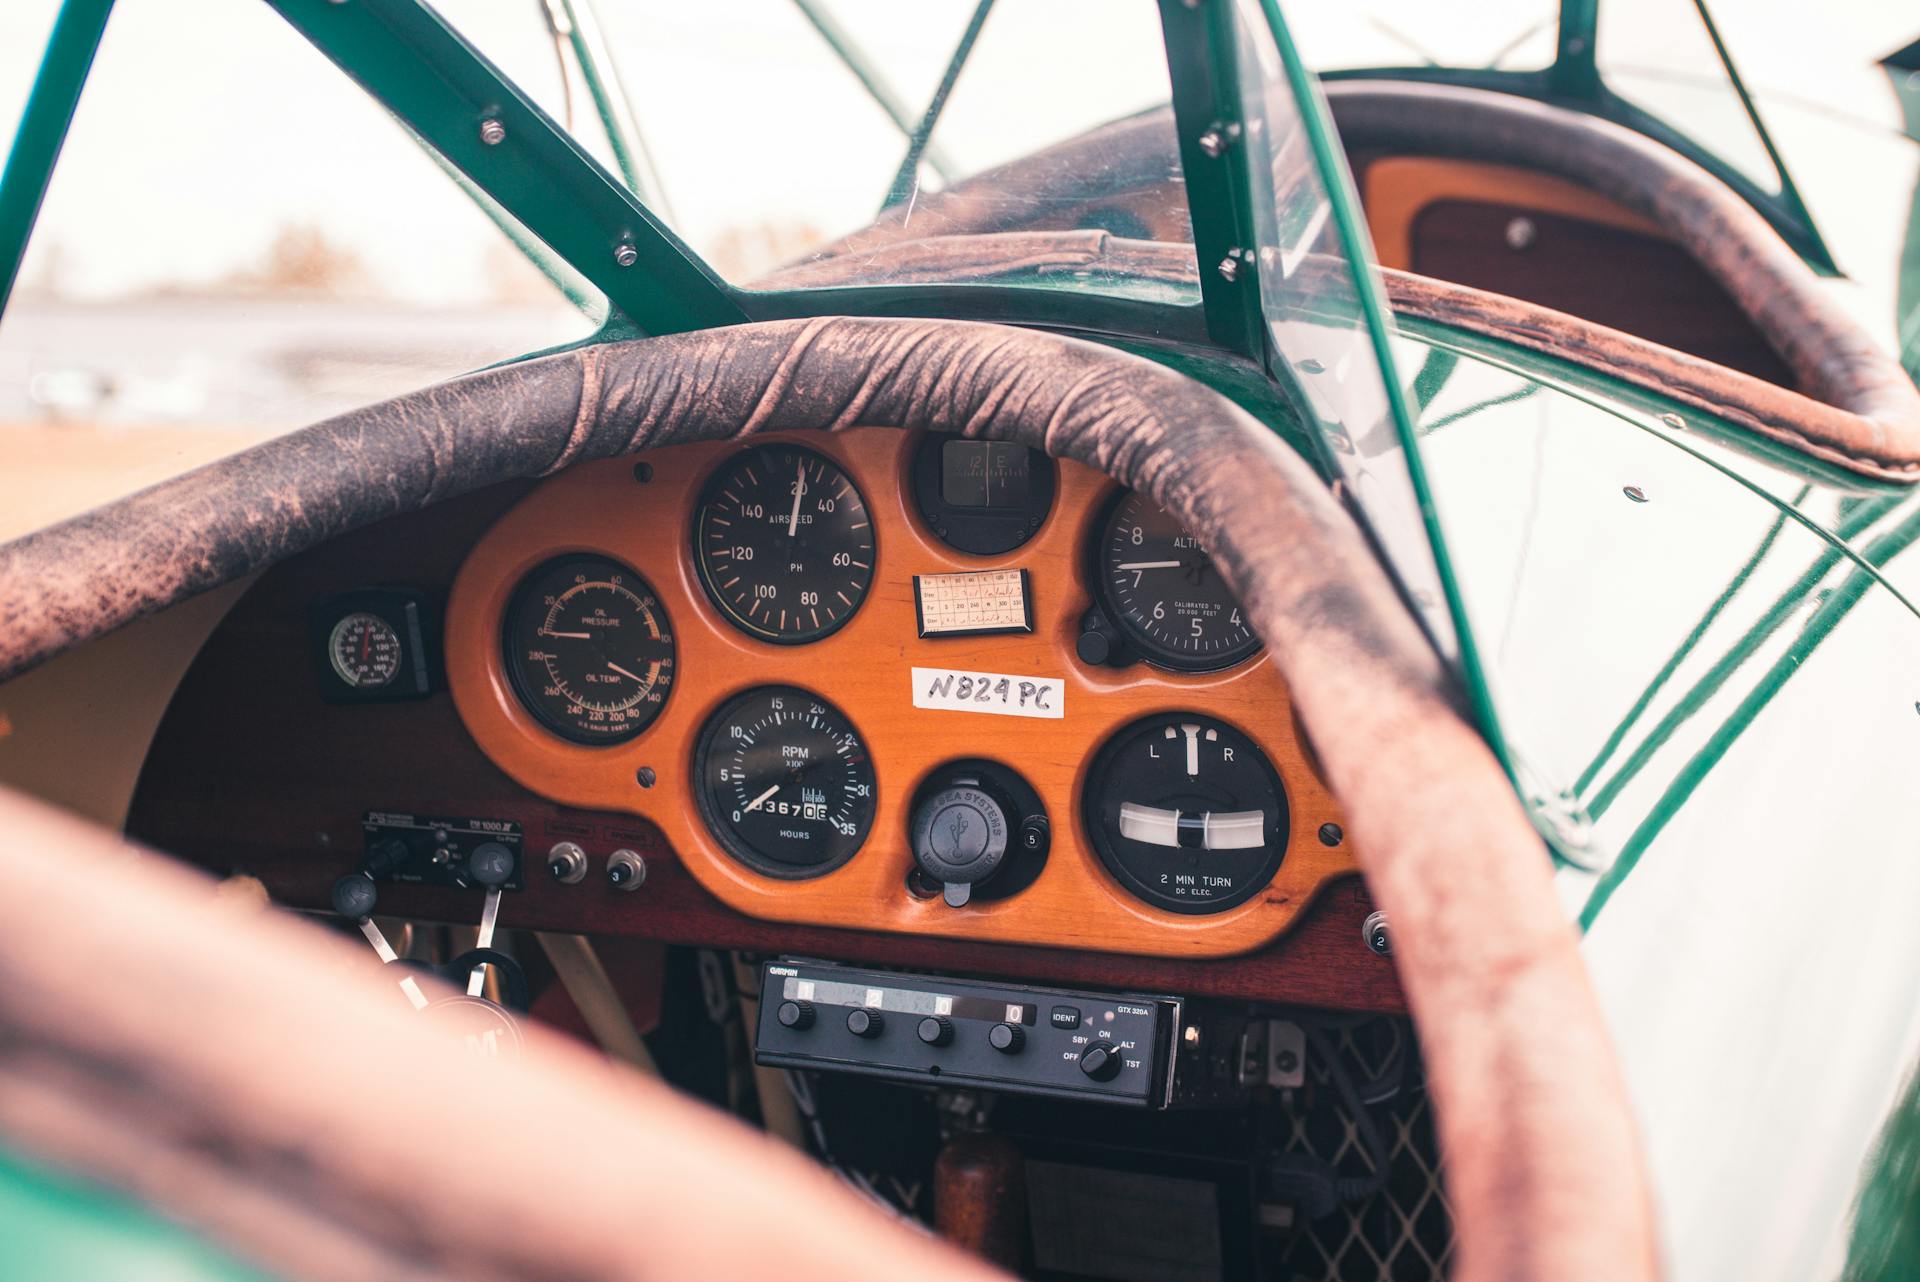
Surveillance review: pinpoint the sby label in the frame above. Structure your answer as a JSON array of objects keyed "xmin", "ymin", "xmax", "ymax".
[{"xmin": 911, "ymin": 666, "xmax": 1064, "ymax": 719}]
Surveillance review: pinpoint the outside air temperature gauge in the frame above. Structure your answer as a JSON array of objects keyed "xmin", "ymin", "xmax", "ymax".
[{"xmin": 1082, "ymin": 712, "xmax": 1288, "ymax": 914}]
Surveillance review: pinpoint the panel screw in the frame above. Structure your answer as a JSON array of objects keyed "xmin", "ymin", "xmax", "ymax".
[
  {"xmin": 1197, "ymin": 128, "xmax": 1227, "ymax": 158},
  {"xmin": 1317, "ymin": 822, "xmax": 1343, "ymax": 847},
  {"xmin": 1504, "ymin": 216, "xmax": 1537, "ymax": 251},
  {"xmin": 478, "ymin": 118, "xmax": 506, "ymax": 146},
  {"xmin": 632, "ymin": 461, "xmax": 654, "ymax": 484},
  {"xmin": 636, "ymin": 766, "xmax": 656, "ymax": 788},
  {"xmin": 1363, "ymin": 910, "xmax": 1391, "ymax": 956},
  {"xmin": 614, "ymin": 242, "xmax": 639, "ymax": 267},
  {"xmin": 1660, "ymin": 412, "xmax": 1686, "ymax": 430},
  {"xmin": 1216, "ymin": 254, "xmax": 1241, "ymax": 282},
  {"xmin": 1623, "ymin": 485, "xmax": 1649, "ymax": 503}
]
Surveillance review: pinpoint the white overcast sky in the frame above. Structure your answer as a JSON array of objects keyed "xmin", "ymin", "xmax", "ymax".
[{"xmin": 0, "ymin": 0, "xmax": 1913, "ymax": 302}]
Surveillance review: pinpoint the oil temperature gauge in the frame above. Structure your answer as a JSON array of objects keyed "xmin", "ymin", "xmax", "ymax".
[{"xmin": 1082, "ymin": 712, "xmax": 1288, "ymax": 914}]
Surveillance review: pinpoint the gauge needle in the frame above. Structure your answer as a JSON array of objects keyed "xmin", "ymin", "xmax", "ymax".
[
  {"xmin": 744, "ymin": 784, "xmax": 781, "ymax": 812},
  {"xmin": 786, "ymin": 456, "xmax": 805, "ymax": 538},
  {"xmin": 540, "ymin": 630, "xmax": 592, "ymax": 639},
  {"xmin": 606, "ymin": 661, "xmax": 645, "ymax": 683},
  {"xmin": 1115, "ymin": 560, "xmax": 1181, "ymax": 571}
]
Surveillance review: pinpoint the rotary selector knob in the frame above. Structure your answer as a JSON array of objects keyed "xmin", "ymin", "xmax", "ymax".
[
  {"xmin": 846, "ymin": 1008, "xmax": 884, "ymax": 1038},
  {"xmin": 606, "ymin": 848, "xmax": 646, "ymax": 891},
  {"xmin": 917, "ymin": 1015, "xmax": 954, "ymax": 1047},
  {"xmin": 1080, "ymin": 1042, "xmax": 1122, "ymax": 1082},
  {"xmin": 547, "ymin": 842, "xmax": 587, "ymax": 884},
  {"xmin": 777, "ymin": 1000, "xmax": 815, "ymax": 1030},
  {"xmin": 988, "ymin": 1023, "xmax": 1025, "ymax": 1054},
  {"xmin": 910, "ymin": 784, "xmax": 1009, "ymax": 908}
]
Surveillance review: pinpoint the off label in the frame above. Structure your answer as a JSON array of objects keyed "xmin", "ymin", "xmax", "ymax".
[{"xmin": 911, "ymin": 666, "xmax": 1065, "ymax": 719}]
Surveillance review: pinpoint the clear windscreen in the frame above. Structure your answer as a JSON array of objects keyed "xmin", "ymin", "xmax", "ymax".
[{"xmin": 1235, "ymin": 0, "xmax": 1465, "ymax": 665}]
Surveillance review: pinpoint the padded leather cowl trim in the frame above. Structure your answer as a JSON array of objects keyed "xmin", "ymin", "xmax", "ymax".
[{"xmin": 0, "ymin": 317, "xmax": 1658, "ymax": 1282}]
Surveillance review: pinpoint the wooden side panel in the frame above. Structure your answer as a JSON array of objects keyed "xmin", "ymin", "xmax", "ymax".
[{"xmin": 1361, "ymin": 155, "xmax": 1794, "ymax": 387}]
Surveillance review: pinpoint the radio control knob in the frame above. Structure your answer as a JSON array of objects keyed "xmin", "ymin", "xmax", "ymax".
[
  {"xmin": 988, "ymin": 1022, "xmax": 1025, "ymax": 1054},
  {"xmin": 1080, "ymin": 1042, "xmax": 1122, "ymax": 1082},
  {"xmin": 846, "ymin": 1009, "xmax": 884, "ymax": 1038},
  {"xmin": 777, "ymin": 1000, "xmax": 815, "ymax": 1030},
  {"xmin": 917, "ymin": 1015, "xmax": 953, "ymax": 1047}
]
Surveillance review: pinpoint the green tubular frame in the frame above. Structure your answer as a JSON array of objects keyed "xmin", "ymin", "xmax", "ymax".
[
  {"xmin": 0, "ymin": 0, "xmax": 113, "ymax": 316},
  {"xmin": 264, "ymin": 0, "xmax": 741, "ymax": 335}
]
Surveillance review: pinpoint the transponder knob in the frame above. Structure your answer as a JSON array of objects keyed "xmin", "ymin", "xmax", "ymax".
[
  {"xmin": 988, "ymin": 1022, "xmax": 1025, "ymax": 1054},
  {"xmin": 917, "ymin": 1015, "xmax": 953, "ymax": 1047},
  {"xmin": 847, "ymin": 1008, "xmax": 884, "ymax": 1038},
  {"xmin": 777, "ymin": 1000, "xmax": 815, "ymax": 1030},
  {"xmin": 1080, "ymin": 1041, "xmax": 1122, "ymax": 1082}
]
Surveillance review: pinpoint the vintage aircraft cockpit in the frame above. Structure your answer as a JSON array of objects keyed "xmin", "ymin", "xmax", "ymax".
[{"xmin": 2, "ymin": 3, "xmax": 1918, "ymax": 1280}]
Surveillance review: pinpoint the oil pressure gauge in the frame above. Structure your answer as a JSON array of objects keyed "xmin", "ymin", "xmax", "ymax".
[{"xmin": 1083, "ymin": 712, "xmax": 1288, "ymax": 914}]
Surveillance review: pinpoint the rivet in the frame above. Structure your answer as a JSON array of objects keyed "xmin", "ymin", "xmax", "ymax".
[
  {"xmin": 614, "ymin": 242, "xmax": 639, "ymax": 267},
  {"xmin": 1296, "ymin": 358, "xmax": 1325, "ymax": 375},
  {"xmin": 632, "ymin": 461, "xmax": 654, "ymax": 484},
  {"xmin": 1623, "ymin": 485, "xmax": 1648, "ymax": 503},
  {"xmin": 478, "ymin": 118, "xmax": 506, "ymax": 146}
]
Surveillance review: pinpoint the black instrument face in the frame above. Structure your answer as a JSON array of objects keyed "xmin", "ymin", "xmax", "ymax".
[
  {"xmin": 694, "ymin": 445, "xmax": 875, "ymax": 644},
  {"xmin": 695, "ymin": 686, "xmax": 877, "ymax": 878},
  {"xmin": 503, "ymin": 555, "xmax": 675, "ymax": 745},
  {"xmin": 1093, "ymin": 491, "xmax": 1261, "ymax": 672},
  {"xmin": 911, "ymin": 435, "xmax": 1056, "ymax": 556},
  {"xmin": 1083, "ymin": 713, "xmax": 1287, "ymax": 915},
  {"xmin": 329, "ymin": 611, "xmax": 402, "ymax": 689}
]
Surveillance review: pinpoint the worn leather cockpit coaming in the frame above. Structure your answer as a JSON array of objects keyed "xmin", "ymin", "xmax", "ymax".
[{"xmin": 0, "ymin": 317, "xmax": 1657, "ymax": 1282}]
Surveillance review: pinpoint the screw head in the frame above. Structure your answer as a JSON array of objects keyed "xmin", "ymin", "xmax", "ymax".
[
  {"xmin": 1623, "ymin": 485, "xmax": 1649, "ymax": 503},
  {"xmin": 478, "ymin": 118, "xmax": 506, "ymax": 146},
  {"xmin": 1317, "ymin": 822, "xmax": 1343, "ymax": 847},
  {"xmin": 1504, "ymin": 216, "xmax": 1537, "ymax": 251},
  {"xmin": 1197, "ymin": 128, "xmax": 1227, "ymax": 158},
  {"xmin": 1660, "ymin": 412, "xmax": 1686, "ymax": 430},
  {"xmin": 632, "ymin": 461, "xmax": 654, "ymax": 484},
  {"xmin": 636, "ymin": 766, "xmax": 656, "ymax": 788},
  {"xmin": 1216, "ymin": 254, "xmax": 1240, "ymax": 282},
  {"xmin": 614, "ymin": 242, "xmax": 639, "ymax": 268}
]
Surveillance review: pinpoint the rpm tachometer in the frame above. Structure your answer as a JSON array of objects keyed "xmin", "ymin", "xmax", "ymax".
[
  {"xmin": 695, "ymin": 686, "xmax": 876, "ymax": 878},
  {"xmin": 503, "ymin": 555, "xmax": 676, "ymax": 744}
]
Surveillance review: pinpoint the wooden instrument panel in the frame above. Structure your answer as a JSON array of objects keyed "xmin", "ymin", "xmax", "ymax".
[{"xmin": 444, "ymin": 429, "xmax": 1359, "ymax": 959}]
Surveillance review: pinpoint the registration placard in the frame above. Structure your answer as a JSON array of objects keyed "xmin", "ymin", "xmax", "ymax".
[{"xmin": 911, "ymin": 666, "xmax": 1064, "ymax": 719}]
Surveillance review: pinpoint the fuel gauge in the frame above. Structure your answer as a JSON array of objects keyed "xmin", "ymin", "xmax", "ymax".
[{"xmin": 1082, "ymin": 713, "xmax": 1288, "ymax": 914}]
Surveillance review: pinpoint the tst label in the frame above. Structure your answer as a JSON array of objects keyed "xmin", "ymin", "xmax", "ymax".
[{"xmin": 911, "ymin": 666, "xmax": 1064, "ymax": 719}]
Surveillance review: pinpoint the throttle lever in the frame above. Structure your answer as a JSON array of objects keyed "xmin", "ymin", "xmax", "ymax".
[
  {"xmin": 330, "ymin": 871, "xmax": 430, "ymax": 1011},
  {"xmin": 464, "ymin": 842, "xmax": 515, "ymax": 997}
]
